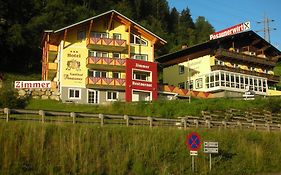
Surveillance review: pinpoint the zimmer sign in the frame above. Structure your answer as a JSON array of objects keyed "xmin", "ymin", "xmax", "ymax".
[
  {"xmin": 14, "ymin": 81, "xmax": 51, "ymax": 89},
  {"xmin": 210, "ymin": 21, "xmax": 250, "ymax": 40}
]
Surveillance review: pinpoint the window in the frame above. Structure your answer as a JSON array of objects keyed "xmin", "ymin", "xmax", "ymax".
[
  {"xmin": 69, "ymin": 89, "xmax": 80, "ymax": 99},
  {"xmin": 195, "ymin": 78, "xmax": 203, "ymax": 89},
  {"xmin": 91, "ymin": 71, "xmax": 107, "ymax": 78},
  {"xmin": 186, "ymin": 80, "xmax": 193, "ymax": 89},
  {"xmin": 107, "ymin": 91, "xmax": 118, "ymax": 101},
  {"xmin": 90, "ymin": 32, "xmax": 108, "ymax": 38},
  {"xmin": 89, "ymin": 50, "xmax": 108, "ymax": 58},
  {"xmin": 130, "ymin": 33, "xmax": 148, "ymax": 45},
  {"xmin": 88, "ymin": 90, "xmax": 99, "ymax": 104},
  {"xmin": 77, "ymin": 30, "xmax": 86, "ymax": 40},
  {"xmin": 133, "ymin": 70, "xmax": 151, "ymax": 81},
  {"xmin": 178, "ymin": 82, "xmax": 185, "ymax": 89},
  {"xmin": 133, "ymin": 54, "xmax": 148, "ymax": 61},
  {"xmin": 112, "ymin": 72, "xmax": 120, "ymax": 79},
  {"xmin": 179, "ymin": 65, "xmax": 185, "ymax": 74},
  {"xmin": 113, "ymin": 33, "xmax": 121, "ymax": 39},
  {"xmin": 215, "ymin": 59, "xmax": 224, "ymax": 65},
  {"xmin": 113, "ymin": 53, "xmax": 121, "ymax": 58}
]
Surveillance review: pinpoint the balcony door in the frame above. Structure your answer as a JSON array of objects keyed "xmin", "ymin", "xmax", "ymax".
[{"xmin": 88, "ymin": 89, "xmax": 99, "ymax": 104}]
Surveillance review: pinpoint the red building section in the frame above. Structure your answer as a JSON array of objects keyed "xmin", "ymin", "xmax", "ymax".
[{"xmin": 125, "ymin": 59, "xmax": 158, "ymax": 102}]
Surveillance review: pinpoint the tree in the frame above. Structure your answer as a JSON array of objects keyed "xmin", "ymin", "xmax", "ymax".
[{"xmin": 195, "ymin": 16, "xmax": 215, "ymax": 43}]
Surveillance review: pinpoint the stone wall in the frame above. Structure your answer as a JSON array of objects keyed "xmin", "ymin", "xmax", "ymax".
[{"xmin": 17, "ymin": 88, "xmax": 60, "ymax": 101}]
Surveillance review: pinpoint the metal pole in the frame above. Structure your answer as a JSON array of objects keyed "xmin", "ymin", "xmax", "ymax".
[
  {"xmin": 192, "ymin": 155, "xmax": 195, "ymax": 172},
  {"xmin": 209, "ymin": 154, "xmax": 212, "ymax": 171},
  {"xmin": 187, "ymin": 57, "xmax": 191, "ymax": 103}
]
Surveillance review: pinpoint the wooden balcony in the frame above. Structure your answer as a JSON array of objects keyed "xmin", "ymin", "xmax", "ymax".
[
  {"xmin": 211, "ymin": 65, "xmax": 280, "ymax": 83},
  {"xmin": 87, "ymin": 57, "xmax": 126, "ymax": 72},
  {"xmin": 215, "ymin": 49, "xmax": 276, "ymax": 67},
  {"xmin": 86, "ymin": 77, "xmax": 126, "ymax": 90},
  {"xmin": 86, "ymin": 37, "xmax": 127, "ymax": 52}
]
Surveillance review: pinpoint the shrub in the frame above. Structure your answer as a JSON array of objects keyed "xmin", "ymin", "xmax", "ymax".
[{"xmin": 0, "ymin": 88, "xmax": 28, "ymax": 108}]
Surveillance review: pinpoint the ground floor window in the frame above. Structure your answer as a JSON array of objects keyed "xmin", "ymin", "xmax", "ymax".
[
  {"xmin": 132, "ymin": 90, "xmax": 151, "ymax": 101},
  {"xmin": 106, "ymin": 91, "xmax": 118, "ymax": 101},
  {"xmin": 204, "ymin": 71, "xmax": 267, "ymax": 93},
  {"xmin": 88, "ymin": 90, "xmax": 99, "ymax": 104},
  {"xmin": 69, "ymin": 89, "xmax": 81, "ymax": 99}
]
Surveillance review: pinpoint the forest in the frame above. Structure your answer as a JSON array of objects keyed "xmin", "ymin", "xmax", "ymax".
[{"xmin": 0, "ymin": 0, "xmax": 214, "ymax": 73}]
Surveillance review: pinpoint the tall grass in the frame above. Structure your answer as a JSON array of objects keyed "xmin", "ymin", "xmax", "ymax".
[
  {"xmin": 1, "ymin": 121, "xmax": 281, "ymax": 175},
  {"xmin": 26, "ymin": 97, "xmax": 281, "ymax": 118}
]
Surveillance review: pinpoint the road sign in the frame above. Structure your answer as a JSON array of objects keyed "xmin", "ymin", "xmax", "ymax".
[
  {"xmin": 190, "ymin": 151, "xmax": 198, "ymax": 156},
  {"xmin": 186, "ymin": 132, "xmax": 201, "ymax": 151},
  {"xmin": 204, "ymin": 148, "xmax": 219, "ymax": 154},
  {"xmin": 204, "ymin": 142, "xmax": 218, "ymax": 148}
]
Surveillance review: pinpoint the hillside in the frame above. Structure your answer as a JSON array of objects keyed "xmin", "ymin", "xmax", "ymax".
[{"xmin": 0, "ymin": 122, "xmax": 281, "ymax": 175}]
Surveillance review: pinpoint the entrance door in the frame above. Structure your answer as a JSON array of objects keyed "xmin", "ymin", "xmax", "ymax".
[
  {"xmin": 88, "ymin": 90, "xmax": 99, "ymax": 104},
  {"xmin": 132, "ymin": 90, "xmax": 151, "ymax": 102}
]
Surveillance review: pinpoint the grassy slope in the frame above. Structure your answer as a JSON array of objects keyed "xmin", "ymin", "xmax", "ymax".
[{"xmin": 0, "ymin": 121, "xmax": 281, "ymax": 175}]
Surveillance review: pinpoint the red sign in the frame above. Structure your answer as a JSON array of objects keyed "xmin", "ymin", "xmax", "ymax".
[
  {"xmin": 125, "ymin": 58, "xmax": 158, "ymax": 102},
  {"xmin": 186, "ymin": 132, "xmax": 201, "ymax": 151},
  {"xmin": 14, "ymin": 81, "xmax": 51, "ymax": 89},
  {"xmin": 210, "ymin": 21, "xmax": 250, "ymax": 40}
]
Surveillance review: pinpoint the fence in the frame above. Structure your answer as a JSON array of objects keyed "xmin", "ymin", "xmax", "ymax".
[{"xmin": 0, "ymin": 108, "xmax": 281, "ymax": 132}]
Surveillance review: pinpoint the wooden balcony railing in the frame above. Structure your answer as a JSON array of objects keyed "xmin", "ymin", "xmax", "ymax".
[
  {"xmin": 86, "ymin": 37, "xmax": 127, "ymax": 52},
  {"xmin": 87, "ymin": 57, "xmax": 126, "ymax": 71},
  {"xmin": 211, "ymin": 65, "xmax": 280, "ymax": 82},
  {"xmin": 215, "ymin": 49, "xmax": 276, "ymax": 67},
  {"xmin": 86, "ymin": 77, "xmax": 126, "ymax": 90}
]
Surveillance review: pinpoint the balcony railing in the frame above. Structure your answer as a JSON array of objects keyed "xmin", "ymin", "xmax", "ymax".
[
  {"xmin": 86, "ymin": 77, "xmax": 126, "ymax": 90},
  {"xmin": 215, "ymin": 49, "xmax": 276, "ymax": 67},
  {"xmin": 211, "ymin": 65, "xmax": 280, "ymax": 82},
  {"xmin": 86, "ymin": 37, "xmax": 127, "ymax": 52},
  {"xmin": 87, "ymin": 57, "xmax": 126, "ymax": 71}
]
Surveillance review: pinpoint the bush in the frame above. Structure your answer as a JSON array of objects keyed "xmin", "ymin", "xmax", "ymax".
[{"xmin": 0, "ymin": 88, "xmax": 28, "ymax": 108}]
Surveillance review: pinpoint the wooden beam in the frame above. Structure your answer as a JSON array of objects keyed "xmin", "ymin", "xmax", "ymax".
[
  {"xmin": 251, "ymin": 39, "xmax": 262, "ymax": 45},
  {"xmin": 258, "ymin": 45, "xmax": 271, "ymax": 51},
  {"xmin": 87, "ymin": 20, "xmax": 93, "ymax": 43},
  {"xmin": 107, "ymin": 12, "xmax": 114, "ymax": 31},
  {"xmin": 128, "ymin": 24, "xmax": 131, "ymax": 58},
  {"xmin": 272, "ymin": 55, "xmax": 281, "ymax": 62},
  {"xmin": 63, "ymin": 29, "xmax": 67, "ymax": 48}
]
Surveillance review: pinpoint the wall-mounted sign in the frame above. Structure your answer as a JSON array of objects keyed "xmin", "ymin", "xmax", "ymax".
[
  {"xmin": 14, "ymin": 81, "xmax": 51, "ymax": 89},
  {"xmin": 210, "ymin": 21, "xmax": 251, "ymax": 40}
]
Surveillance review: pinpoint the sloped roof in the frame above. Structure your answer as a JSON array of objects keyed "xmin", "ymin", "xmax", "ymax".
[
  {"xmin": 157, "ymin": 30, "xmax": 281, "ymax": 66},
  {"xmin": 43, "ymin": 10, "xmax": 166, "ymax": 45}
]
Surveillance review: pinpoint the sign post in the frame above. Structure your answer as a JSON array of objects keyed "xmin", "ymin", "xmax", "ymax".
[
  {"xmin": 203, "ymin": 142, "xmax": 219, "ymax": 171},
  {"xmin": 186, "ymin": 132, "xmax": 201, "ymax": 172}
]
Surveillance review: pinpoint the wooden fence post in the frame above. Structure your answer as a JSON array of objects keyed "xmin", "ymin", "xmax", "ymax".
[
  {"xmin": 278, "ymin": 124, "xmax": 281, "ymax": 132},
  {"xmin": 39, "ymin": 110, "xmax": 45, "ymax": 123},
  {"xmin": 266, "ymin": 123, "xmax": 270, "ymax": 132},
  {"xmin": 181, "ymin": 118, "xmax": 187, "ymax": 130},
  {"xmin": 4, "ymin": 108, "xmax": 10, "ymax": 122},
  {"xmin": 194, "ymin": 119, "xmax": 199, "ymax": 128},
  {"xmin": 252, "ymin": 122, "xmax": 256, "ymax": 130},
  {"xmin": 206, "ymin": 120, "xmax": 211, "ymax": 129},
  {"xmin": 70, "ymin": 112, "xmax": 76, "ymax": 124},
  {"xmin": 99, "ymin": 114, "xmax": 104, "ymax": 126},
  {"xmin": 124, "ymin": 115, "xmax": 129, "ymax": 126},
  {"xmin": 147, "ymin": 117, "xmax": 153, "ymax": 128},
  {"xmin": 222, "ymin": 120, "xmax": 227, "ymax": 129},
  {"xmin": 237, "ymin": 121, "xmax": 242, "ymax": 129}
]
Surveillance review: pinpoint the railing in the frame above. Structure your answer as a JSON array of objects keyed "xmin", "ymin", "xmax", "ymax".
[
  {"xmin": 211, "ymin": 65, "xmax": 280, "ymax": 82},
  {"xmin": 86, "ymin": 77, "xmax": 126, "ymax": 87},
  {"xmin": 86, "ymin": 37, "xmax": 127, "ymax": 51},
  {"xmin": 87, "ymin": 56, "xmax": 126, "ymax": 68},
  {"xmin": 215, "ymin": 49, "xmax": 276, "ymax": 67},
  {"xmin": 1, "ymin": 108, "xmax": 281, "ymax": 132}
]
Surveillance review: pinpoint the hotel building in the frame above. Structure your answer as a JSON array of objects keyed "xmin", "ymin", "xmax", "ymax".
[
  {"xmin": 157, "ymin": 31, "xmax": 281, "ymax": 97},
  {"xmin": 41, "ymin": 10, "xmax": 166, "ymax": 104}
]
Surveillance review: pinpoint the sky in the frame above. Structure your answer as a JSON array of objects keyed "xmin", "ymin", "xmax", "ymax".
[{"xmin": 167, "ymin": 0, "xmax": 280, "ymax": 49}]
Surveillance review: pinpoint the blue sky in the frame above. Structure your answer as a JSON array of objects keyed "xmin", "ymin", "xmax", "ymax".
[{"xmin": 167, "ymin": 0, "xmax": 280, "ymax": 49}]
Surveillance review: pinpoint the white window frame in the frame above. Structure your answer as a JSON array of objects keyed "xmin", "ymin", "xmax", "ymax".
[
  {"xmin": 91, "ymin": 70, "xmax": 108, "ymax": 78},
  {"xmin": 87, "ymin": 89, "xmax": 99, "ymax": 104},
  {"xmin": 133, "ymin": 54, "xmax": 148, "ymax": 61},
  {"xmin": 179, "ymin": 65, "xmax": 185, "ymax": 74},
  {"xmin": 68, "ymin": 88, "xmax": 81, "ymax": 99},
  {"xmin": 106, "ymin": 91, "xmax": 119, "ymax": 101},
  {"xmin": 130, "ymin": 33, "xmax": 148, "ymax": 46},
  {"xmin": 89, "ymin": 50, "xmax": 108, "ymax": 58},
  {"xmin": 112, "ymin": 72, "xmax": 121, "ymax": 79},
  {"xmin": 113, "ymin": 33, "xmax": 121, "ymax": 40},
  {"xmin": 113, "ymin": 52, "xmax": 121, "ymax": 58},
  {"xmin": 90, "ymin": 32, "xmax": 108, "ymax": 38},
  {"xmin": 132, "ymin": 69, "xmax": 152, "ymax": 82}
]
